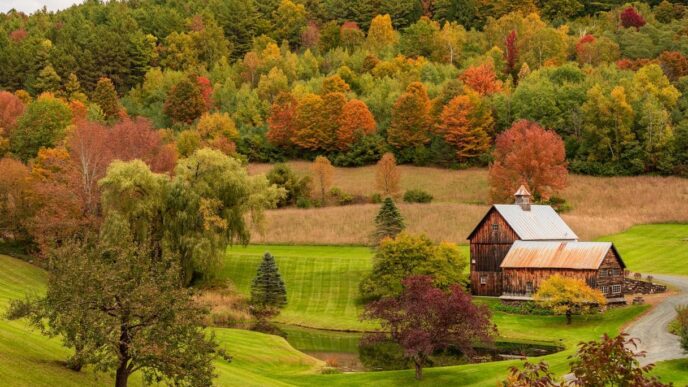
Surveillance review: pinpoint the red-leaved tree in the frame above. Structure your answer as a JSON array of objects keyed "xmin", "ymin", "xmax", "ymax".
[
  {"xmin": 488, "ymin": 120, "xmax": 568, "ymax": 203},
  {"xmin": 0, "ymin": 91, "xmax": 25, "ymax": 133},
  {"xmin": 620, "ymin": 7, "xmax": 646, "ymax": 30},
  {"xmin": 362, "ymin": 275, "xmax": 495, "ymax": 380},
  {"xmin": 505, "ymin": 30, "xmax": 518, "ymax": 78},
  {"xmin": 569, "ymin": 333, "xmax": 669, "ymax": 386}
]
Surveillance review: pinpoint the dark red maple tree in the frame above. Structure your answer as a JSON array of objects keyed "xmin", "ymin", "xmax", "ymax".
[
  {"xmin": 362, "ymin": 275, "xmax": 495, "ymax": 380},
  {"xmin": 620, "ymin": 7, "xmax": 646, "ymax": 30}
]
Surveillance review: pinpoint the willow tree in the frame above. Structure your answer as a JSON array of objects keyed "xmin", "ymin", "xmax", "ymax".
[{"xmin": 99, "ymin": 149, "xmax": 283, "ymax": 285}]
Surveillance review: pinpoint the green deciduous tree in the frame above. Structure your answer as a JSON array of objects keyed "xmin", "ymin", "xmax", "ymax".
[
  {"xmin": 8, "ymin": 235, "xmax": 218, "ymax": 387},
  {"xmin": 99, "ymin": 149, "xmax": 283, "ymax": 285},
  {"xmin": 10, "ymin": 94, "xmax": 72, "ymax": 162},
  {"xmin": 359, "ymin": 233, "xmax": 467, "ymax": 300}
]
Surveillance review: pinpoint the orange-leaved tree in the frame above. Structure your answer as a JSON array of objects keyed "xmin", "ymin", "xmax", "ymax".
[
  {"xmin": 489, "ymin": 119, "xmax": 567, "ymax": 203},
  {"xmin": 310, "ymin": 155, "xmax": 334, "ymax": 204},
  {"xmin": 387, "ymin": 82, "xmax": 432, "ymax": 148},
  {"xmin": 375, "ymin": 152, "xmax": 401, "ymax": 197},
  {"xmin": 436, "ymin": 94, "xmax": 491, "ymax": 162},
  {"xmin": 337, "ymin": 99, "xmax": 376, "ymax": 150},
  {"xmin": 460, "ymin": 60, "xmax": 502, "ymax": 96},
  {"xmin": 267, "ymin": 92, "xmax": 298, "ymax": 147}
]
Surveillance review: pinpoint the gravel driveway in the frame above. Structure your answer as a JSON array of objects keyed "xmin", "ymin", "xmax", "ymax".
[{"xmin": 624, "ymin": 274, "xmax": 688, "ymax": 366}]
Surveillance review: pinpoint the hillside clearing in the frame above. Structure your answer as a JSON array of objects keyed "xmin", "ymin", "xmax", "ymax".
[{"xmin": 249, "ymin": 163, "xmax": 688, "ymax": 244}]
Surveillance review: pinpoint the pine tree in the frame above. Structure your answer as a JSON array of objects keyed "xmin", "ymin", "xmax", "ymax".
[
  {"xmin": 91, "ymin": 77, "xmax": 120, "ymax": 120},
  {"xmin": 371, "ymin": 197, "xmax": 405, "ymax": 246},
  {"xmin": 33, "ymin": 65, "xmax": 62, "ymax": 94},
  {"xmin": 250, "ymin": 252, "xmax": 287, "ymax": 321},
  {"xmin": 63, "ymin": 73, "xmax": 85, "ymax": 102}
]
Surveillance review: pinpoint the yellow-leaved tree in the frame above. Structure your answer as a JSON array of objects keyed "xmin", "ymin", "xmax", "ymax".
[{"xmin": 534, "ymin": 275, "xmax": 606, "ymax": 325}]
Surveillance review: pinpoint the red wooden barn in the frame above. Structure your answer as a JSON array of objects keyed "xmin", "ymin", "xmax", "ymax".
[{"xmin": 467, "ymin": 185, "xmax": 625, "ymax": 303}]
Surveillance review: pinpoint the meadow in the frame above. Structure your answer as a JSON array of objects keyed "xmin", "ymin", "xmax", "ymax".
[
  {"xmin": 2, "ymin": 225, "xmax": 687, "ymax": 386},
  {"xmin": 1, "ymin": 252, "xmax": 672, "ymax": 387},
  {"xmin": 248, "ymin": 163, "xmax": 688, "ymax": 244}
]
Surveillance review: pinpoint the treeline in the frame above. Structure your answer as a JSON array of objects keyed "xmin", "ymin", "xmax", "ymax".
[{"xmin": 1, "ymin": 1, "xmax": 688, "ymax": 175}]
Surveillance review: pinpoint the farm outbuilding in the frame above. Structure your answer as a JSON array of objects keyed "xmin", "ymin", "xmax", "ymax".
[{"xmin": 467, "ymin": 185, "xmax": 626, "ymax": 302}]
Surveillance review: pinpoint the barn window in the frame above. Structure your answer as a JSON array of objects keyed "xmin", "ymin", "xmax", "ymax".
[
  {"xmin": 600, "ymin": 286, "xmax": 609, "ymax": 294},
  {"xmin": 612, "ymin": 284, "xmax": 622, "ymax": 294},
  {"xmin": 599, "ymin": 270, "xmax": 606, "ymax": 277},
  {"xmin": 526, "ymin": 282, "xmax": 533, "ymax": 293},
  {"xmin": 611, "ymin": 269, "xmax": 620, "ymax": 276},
  {"xmin": 492, "ymin": 223, "xmax": 499, "ymax": 232},
  {"xmin": 480, "ymin": 275, "xmax": 487, "ymax": 285}
]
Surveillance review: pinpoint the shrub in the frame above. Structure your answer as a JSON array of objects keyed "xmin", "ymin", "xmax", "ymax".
[
  {"xmin": 371, "ymin": 193, "xmax": 382, "ymax": 204},
  {"xmin": 332, "ymin": 134, "xmax": 387, "ymax": 167},
  {"xmin": 403, "ymin": 189, "xmax": 433, "ymax": 203},
  {"xmin": 542, "ymin": 196, "xmax": 571, "ymax": 213},
  {"xmin": 495, "ymin": 302, "xmax": 554, "ymax": 316},
  {"xmin": 296, "ymin": 196, "xmax": 314, "ymax": 208},
  {"xmin": 266, "ymin": 163, "xmax": 311, "ymax": 207},
  {"xmin": 329, "ymin": 187, "xmax": 354, "ymax": 205},
  {"xmin": 674, "ymin": 305, "xmax": 688, "ymax": 351}
]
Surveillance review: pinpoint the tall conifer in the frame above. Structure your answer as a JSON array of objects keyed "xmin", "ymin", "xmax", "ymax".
[
  {"xmin": 250, "ymin": 252, "xmax": 287, "ymax": 320},
  {"xmin": 372, "ymin": 197, "xmax": 405, "ymax": 246}
]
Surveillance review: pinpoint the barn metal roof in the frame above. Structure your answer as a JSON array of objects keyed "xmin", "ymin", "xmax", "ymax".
[
  {"xmin": 500, "ymin": 241, "xmax": 621, "ymax": 270},
  {"xmin": 492, "ymin": 205, "xmax": 578, "ymax": 241}
]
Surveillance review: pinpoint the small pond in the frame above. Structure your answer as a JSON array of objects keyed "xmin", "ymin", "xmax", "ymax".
[{"xmin": 275, "ymin": 324, "xmax": 564, "ymax": 372}]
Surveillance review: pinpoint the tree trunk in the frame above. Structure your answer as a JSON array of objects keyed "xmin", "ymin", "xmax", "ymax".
[
  {"xmin": 414, "ymin": 358, "xmax": 423, "ymax": 380},
  {"xmin": 566, "ymin": 309, "xmax": 572, "ymax": 325},
  {"xmin": 115, "ymin": 361, "xmax": 129, "ymax": 387}
]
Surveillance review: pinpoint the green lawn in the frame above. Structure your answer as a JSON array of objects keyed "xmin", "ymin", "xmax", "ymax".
[
  {"xmin": 598, "ymin": 223, "xmax": 688, "ymax": 275},
  {"xmin": 223, "ymin": 244, "xmax": 469, "ymax": 331},
  {"xmin": 3, "ymin": 223, "xmax": 688, "ymax": 386}
]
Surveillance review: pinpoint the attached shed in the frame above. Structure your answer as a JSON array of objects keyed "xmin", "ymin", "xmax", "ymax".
[{"xmin": 500, "ymin": 241, "xmax": 626, "ymax": 303}]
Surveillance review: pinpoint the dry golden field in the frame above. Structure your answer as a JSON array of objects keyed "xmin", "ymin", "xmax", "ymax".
[{"xmin": 248, "ymin": 162, "xmax": 688, "ymax": 244}]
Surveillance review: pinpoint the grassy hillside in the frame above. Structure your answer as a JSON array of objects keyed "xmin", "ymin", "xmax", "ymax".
[
  {"xmin": 598, "ymin": 224, "xmax": 688, "ymax": 276},
  {"xmin": 0, "ymin": 254, "xmax": 322, "ymax": 387},
  {"xmin": 248, "ymin": 163, "xmax": 688, "ymax": 245},
  {"xmin": 1, "ymin": 251, "xmax": 684, "ymax": 386}
]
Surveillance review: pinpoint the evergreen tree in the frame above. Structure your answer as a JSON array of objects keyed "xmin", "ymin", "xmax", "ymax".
[
  {"xmin": 371, "ymin": 197, "xmax": 405, "ymax": 245},
  {"xmin": 63, "ymin": 73, "xmax": 86, "ymax": 102},
  {"xmin": 33, "ymin": 65, "xmax": 61, "ymax": 94},
  {"xmin": 250, "ymin": 252, "xmax": 288, "ymax": 321},
  {"xmin": 91, "ymin": 77, "xmax": 120, "ymax": 120}
]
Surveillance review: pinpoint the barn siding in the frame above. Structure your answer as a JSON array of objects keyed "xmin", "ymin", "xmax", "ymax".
[
  {"xmin": 595, "ymin": 249, "xmax": 625, "ymax": 297},
  {"xmin": 502, "ymin": 268, "xmax": 598, "ymax": 295},
  {"xmin": 469, "ymin": 209, "xmax": 518, "ymax": 296}
]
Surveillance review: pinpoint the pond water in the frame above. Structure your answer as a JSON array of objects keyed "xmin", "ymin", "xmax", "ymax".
[{"xmin": 275, "ymin": 324, "xmax": 564, "ymax": 372}]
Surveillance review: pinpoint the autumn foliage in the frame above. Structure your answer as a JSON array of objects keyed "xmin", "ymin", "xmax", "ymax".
[
  {"xmin": 489, "ymin": 120, "xmax": 568, "ymax": 203},
  {"xmin": 267, "ymin": 92, "xmax": 298, "ymax": 146},
  {"xmin": 460, "ymin": 61, "xmax": 503, "ymax": 96},
  {"xmin": 310, "ymin": 156, "xmax": 334, "ymax": 203},
  {"xmin": 362, "ymin": 275, "xmax": 494, "ymax": 380},
  {"xmin": 387, "ymin": 82, "xmax": 432, "ymax": 148},
  {"xmin": 436, "ymin": 95, "xmax": 491, "ymax": 162},
  {"xmin": 375, "ymin": 152, "xmax": 400, "ymax": 196},
  {"xmin": 337, "ymin": 99, "xmax": 376, "ymax": 149},
  {"xmin": 619, "ymin": 7, "xmax": 646, "ymax": 30}
]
